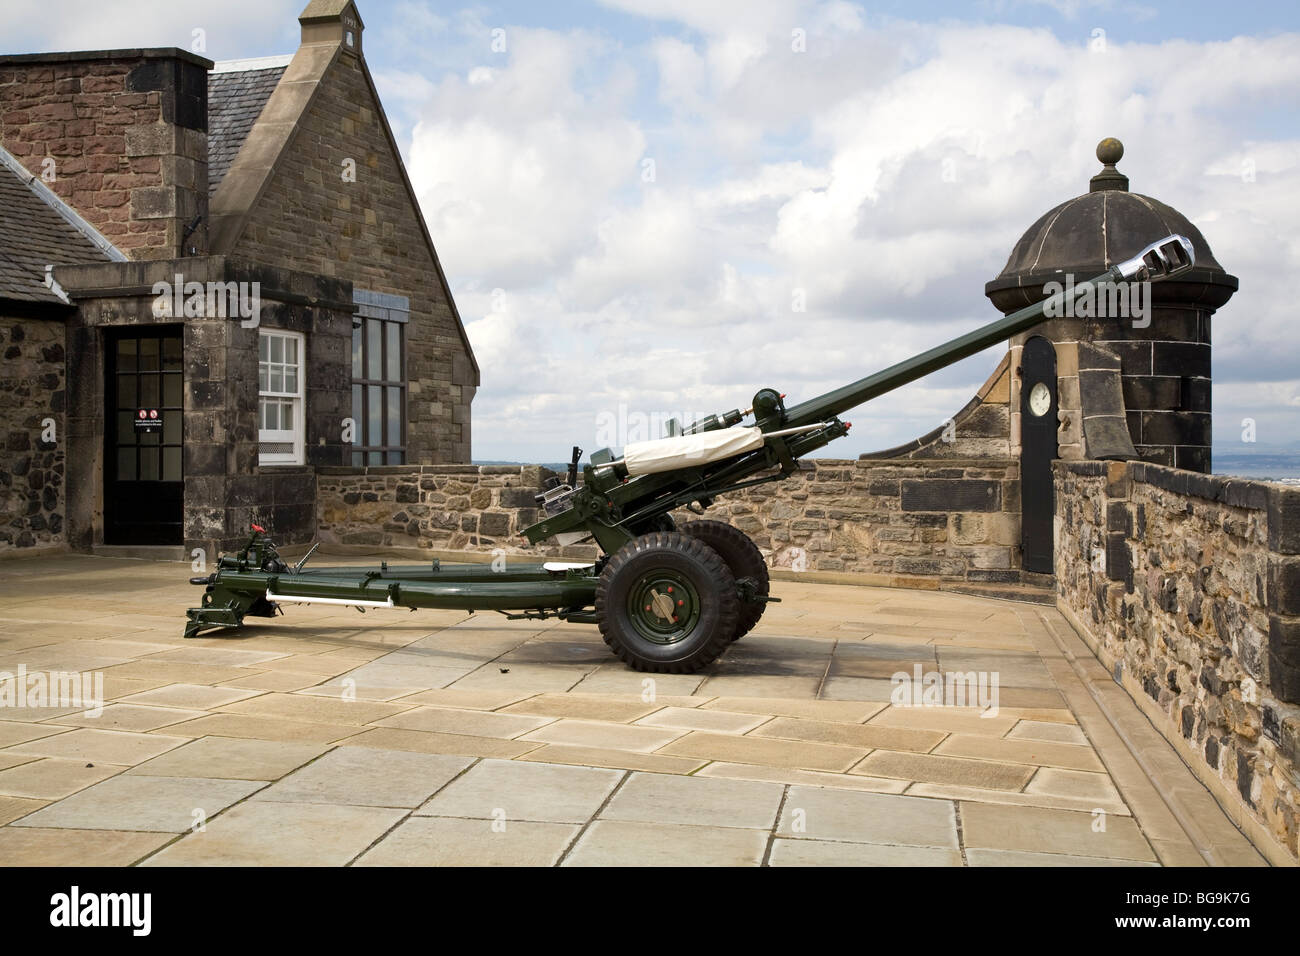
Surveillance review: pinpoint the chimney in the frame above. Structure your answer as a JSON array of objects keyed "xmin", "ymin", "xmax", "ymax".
[
  {"xmin": 299, "ymin": 0, "xmax": 365, "ymax": 57},
  {"xmin": 0, "ymin": 48, "xmax": 213, "ymax": 259}
]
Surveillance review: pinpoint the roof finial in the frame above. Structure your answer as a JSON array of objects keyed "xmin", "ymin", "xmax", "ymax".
[{"xmin": 1090, "ymin": 137, "xmax": 1129, "ymax": 193}]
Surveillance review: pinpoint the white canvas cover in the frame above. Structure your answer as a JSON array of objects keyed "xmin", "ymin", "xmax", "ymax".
[{"xmin": 622, "ymin": 427, "xmax": 765, "ymax": 476}]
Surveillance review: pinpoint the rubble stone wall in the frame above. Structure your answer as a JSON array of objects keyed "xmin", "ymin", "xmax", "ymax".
[
  {"xmin": 1056, "ymin": 459, "xmax": 1300, "ymax": 861},
  {"xmin": 315, "ymin": 457, "xmax": 1025, "ymax": 582},
  {"xmin": 0, "ymin": 316, "xmax": 65, "ymax": 552}
]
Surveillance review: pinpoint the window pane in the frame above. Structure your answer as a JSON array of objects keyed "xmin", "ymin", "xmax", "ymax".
[
  {"xmin": 270, "ymin": 367, "xmax": 283, "ymax": 392},
  {"xmin": 270, "ymin": 335, "xmax": 283, "ymax": 363},
  {"xmin": 351, "ymin": 384, "xmax": 362, "ymax": 440},
  {"xmin": 140, "ymin": 449, "xmax": 160, "ymax": 480},
  {"xmin": 351, "ymin": 451, "xmax": 363, "ymax": 466},
  {"xmin": 260, "ymin": 401, "xmax": 275, "ymax": 430},
  {"xmin": 282, "ymin": 401, "xmax": 294, "ymax": 431},
  {"xmin": 386, "ymin": 386, "xmax": 401, "ymax": 446},
  {"xmin": 162, "ymin": 446, "xmax": 182, "ymax": 481},
  {"xmin": 386, "ymin": 450, "xmax": 403, "ymax": 465},
  {"xmin": 386, "ymin": 322, "xmax": 401, "ymax": 381},
  {"xmin": 139, "ymin": 337, "xmax": 159, "ymax": 371},
  {"xmin": 140, "ymin": 375, "xmax": 159, "ymax": 408},
  {"xmin": 116, "ymin": 410, "xmax": 134, "ymax": 441},
  {"xmin": 284, "ymin": 367, "xmax": 297, "ymax": 394},
  {"xmin": 162, "ymin": 336, "xmax": 182, "ymax": 370},
  {"xmin": 285, "ymin": 337, "xmax": 297, "ymax": 364},
  {"xmin": 368, "ymin": 451, "xmax": 383, "ymax": 465},
  {"xmin": 163, "ymin": 412, "xmax": 182, "ymax": 444},
  {"xmin": 352, "ymin": 325, "xmax": 362, "ymax": 378},
  {"xmin": 258, "ymin": 364, "xmax": 268, "ymax": 392},
  {"xmin": 117, "ymin": 447, "xmax": 136, "ymax": 480},
  {"xmin": 116, "ymin": 338, "xmax": 137, "ymax": 372},
  {"xmin": 367, "ymin": 320, "xmax": 382, "ymax": 380},
  {"xmin": 163, "ymin": 372, "xmax": 182, "ymax": 407},
  {"xmin": 118, "ymin": 376, "xmax": 137, "ymax": 409},
  {"xmin": 367, "ymin": 385, "xmax": 381, "ymax": 445},
  {"xmin": 259, "ymin": 334, "xmax": 269, "ymax": 361}
]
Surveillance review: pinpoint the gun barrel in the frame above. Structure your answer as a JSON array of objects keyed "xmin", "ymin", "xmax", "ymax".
[{"xmin": 782, "ymin": 234, "xmax": 1194, "ymax": 428}]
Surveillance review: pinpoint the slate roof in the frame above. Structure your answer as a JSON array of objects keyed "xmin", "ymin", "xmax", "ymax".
[
  {"xmin": 0, "ymin": 161, "xmax": 114, "ymax": 306},
  {"xmin": 207, "ymin": 65, "xmax": 287, "ymax": 196}
]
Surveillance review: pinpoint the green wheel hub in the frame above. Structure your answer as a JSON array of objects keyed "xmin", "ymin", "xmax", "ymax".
[{"xmin": 626, "ymin": 570, "xmax": 701, "ymax": 644}]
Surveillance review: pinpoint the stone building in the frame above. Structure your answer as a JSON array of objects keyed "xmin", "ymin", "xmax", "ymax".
[{"xmin": 0, "ymin": 0, "xmax": 477, "ymax": 558}]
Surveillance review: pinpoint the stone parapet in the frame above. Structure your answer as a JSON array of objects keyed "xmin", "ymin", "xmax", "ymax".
[{"xmin": 1055, "ymin": 458, "xmax": 1300, "ymax": 862}]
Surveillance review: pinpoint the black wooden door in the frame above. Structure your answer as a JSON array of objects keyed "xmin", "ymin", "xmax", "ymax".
[
  {"xmin": 105, "ymin": 328, "xmax": 184, "ymax": 545},
  {"xmin": 1019, "ymin": 335, "xmax": 1057, "ymax": 574}
]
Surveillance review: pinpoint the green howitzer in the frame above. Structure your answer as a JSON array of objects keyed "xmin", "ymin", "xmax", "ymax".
[{"xmin": 186, "ymin": 235, "xmax": 1194, "ymax": 672}]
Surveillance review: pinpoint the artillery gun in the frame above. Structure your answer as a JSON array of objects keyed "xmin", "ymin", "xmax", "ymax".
[{"xmin": 185, "ymin": 235, "xmax": 1195, "ymax": 672}]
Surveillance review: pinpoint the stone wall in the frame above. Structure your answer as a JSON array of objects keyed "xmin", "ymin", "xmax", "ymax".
[
  {"xmin": 315, "ymin": 457, "xmax": 1027, "ymax": 583},
  {"xmin": 316, "ymin": 465, "xmax": 551, "ymax": 553},
  {"xmin": 0, "ymin": 316, "xmax": 65, "ymax": 552},
  {"xmin": 55, "ymin": 256, "xmax": 353, "ymax": 556},
  {"xmin": 1055, "ymin": 459, "xmax": 1300, "ymax": 861},
  {"xmin": 0, "ymin": 49, "xmax": 212, "ymax": 259},
  {"xmin": 221, "ymin": 44, "xmax": 476, "ymax": 464}
]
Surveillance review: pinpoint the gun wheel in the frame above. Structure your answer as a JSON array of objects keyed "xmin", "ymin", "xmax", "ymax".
[
  {"xmin": 679, "ymin": 520, "xmax": 769, "ymax": 641},
  {"xmin": 596, "ymin": 532, "xmax": 738, "ymax": 673}
]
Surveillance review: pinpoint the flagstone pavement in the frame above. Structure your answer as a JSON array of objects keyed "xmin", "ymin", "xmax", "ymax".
[{"xmin": 0, "ymin": 553, "xmax": 1269, "ymax": 866}]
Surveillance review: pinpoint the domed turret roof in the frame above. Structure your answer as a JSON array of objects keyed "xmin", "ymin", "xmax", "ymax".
[{"xmin": 986, "ymin": 138, "xmax": 1236, "ymax": 309}]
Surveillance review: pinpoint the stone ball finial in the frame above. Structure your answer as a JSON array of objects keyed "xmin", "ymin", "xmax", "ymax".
[
  {"xmin": 1096, "ymin": 137, "xmax": 1123, "ymax": 166},
  {"xmin": 1090, "ymin": 136, "xmax": 1129, "ymax": 192}
]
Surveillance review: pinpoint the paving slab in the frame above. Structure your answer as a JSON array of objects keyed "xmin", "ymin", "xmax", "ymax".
[
  {"xmin": 501, "ymin": 694, "xmax": 663, "ymax": 723},
  {"xmin": 514, "ymin": 744, "xmax": 706, "ymax": 775},
  {"xmin": 0, "ymin": 826, "xmax": 173, "ymax": 866},
  {"xmin": 966, "ymin": 848, "xmax": 1159, "ymax": 867},
  {"xmin": 777, "ymin": 786, "xmax": 959, "ymax": 848},
  {"xmin": 355, "ymin": 816, "xmax": 579, "ymax": 866},
  {"xmin": 517, "ymin": 719, "xmax": 685, "ymax": 753},
  {"xmin": 599, "ymin": 772, "xmax": 784, "ymax": 830},
  {"xmin": 960, "ymin": 801, "xmax": 1157, "ymax": 862},
  {"xmin": 562, "ymin": 820, "xmax": 769, "ymax": 866},
  {"xmin": 218, "ymin": 692, "xmax": 410, "ymax": 725},
  {"xmin": 129, "ymin": 736, "xmax": 328, "ymax": 781},
  {"xmin": 164, "ymin": 713, "xmax": 363, "ymax": 745},
  {"xmin": 140, "ymin": 801, "xmax": 406, "ymax": 866},
  {"xmin": 770, "ymin": 839, "xmax": 963, "ymax": 866},
  {"xmin": 4, "ymin": 728, "xmax": 190, "ymax": 764},
  {"xmin": 933, "ymin": 734, "xmax": 1104, "ymax": 772},
  {"xmin": 417, "ymin": 758, "xmax": 621, "ymax": 823},
  {"xmin": 696, "ymin": 762, "xmax": 909, "ymax": 794},
  {"xmin": 254, "ymin": 746, "xmax": 472, "ymax": 808},
  {"xmin": 1007, "ymin": 719, "xmax": 1089, "ymax": 744},
  {"xmin": 658, "ymin": 730, "xmax": 867, "ymax": 773},
  {"xmin": 344, "ymin": 727, "xmax": 539, "ymax": 759},
  {"xmin": 49, "ymin": 703, "xmax": 206, "ymax": 732},
  {"xmin": 374, "ymin": 706, "xmax": 553, "ymax": 739},
  {"xmin": 852, "ymin": 750, "xmax": 1034, "ymax": 791},
  {"xmin": 0, "ymin": 757, "xmax": 125, "ymax": 799},
  {"xmin": 634, "ymin": 706, "xmax": 769, "ymax": 734},
  {"xmin": 120, "ymin": 683, "xmax": 264, "ymax": 709},
  {"xmin": 701, "ymin": 697, "xmax": 886, "ymax": 723},
  {"xmin": 569, "ymin": 666, "xmax": 704, "ymax": 697},
  {"xmin": 752, "ymin": 716, "xmax": 944, "ymax": 753},
  {"xmin": 0, "ymin": 795, "xmax": 47, "ymax": 824},
  {"xmin": 12, "ymin": 774, "xmax": 262, "ymax": 832}
]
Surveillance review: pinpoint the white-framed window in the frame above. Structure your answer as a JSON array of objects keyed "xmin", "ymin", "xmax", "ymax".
[{"xmin": 258, "ymin": 330, "xmax": 305, "ymax": 465}]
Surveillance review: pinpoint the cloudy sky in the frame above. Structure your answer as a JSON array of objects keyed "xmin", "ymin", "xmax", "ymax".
[{"xmin": 6, "ymin": 0, "xmax": 1299, "ymax": 463}]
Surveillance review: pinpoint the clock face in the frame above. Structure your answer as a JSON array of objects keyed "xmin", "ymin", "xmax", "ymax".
[{"xmin": 1028, "ymin": 381, "xmax": 1052, "ymax": 417}]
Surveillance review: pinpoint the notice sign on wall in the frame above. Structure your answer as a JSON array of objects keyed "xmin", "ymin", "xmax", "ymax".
[{"xmin": 133, "ymin": 408, "xmax": 162, "ymax": 433}]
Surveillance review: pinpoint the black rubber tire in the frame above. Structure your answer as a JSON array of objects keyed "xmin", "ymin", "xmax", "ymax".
[
  {"xmin": 596, "ymin": 532, "xmax": 738, "ymax": 673},
  {"xmin": 679, "ymin": 520, "xmax": 769, "ymax": 640}
]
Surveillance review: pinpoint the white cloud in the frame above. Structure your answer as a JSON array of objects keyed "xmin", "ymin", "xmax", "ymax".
[{"xmin": 410, "ymin": 11, "xmax": 1300, "ymax": 463}]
